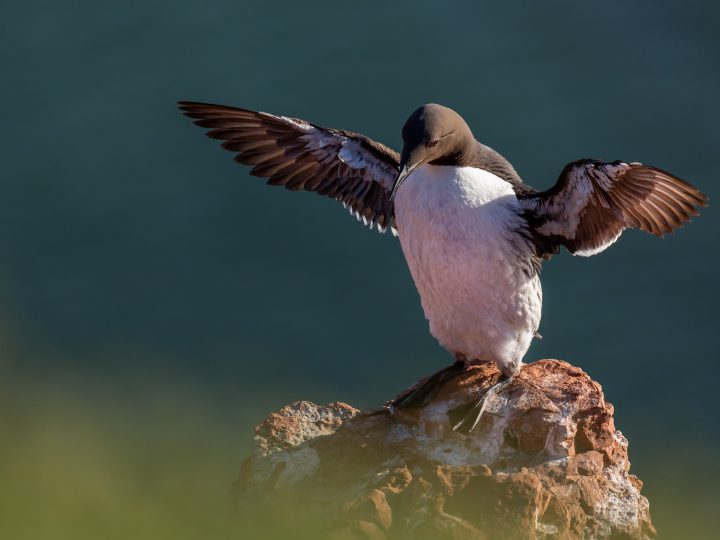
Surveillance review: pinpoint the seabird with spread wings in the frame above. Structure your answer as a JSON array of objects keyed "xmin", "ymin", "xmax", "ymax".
[{"xmin": 179, "ymin": 101, "xmax": 707, "ymax": 433}]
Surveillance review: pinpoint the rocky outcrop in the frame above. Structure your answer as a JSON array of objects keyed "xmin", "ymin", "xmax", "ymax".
[{"xmin": 234, "ymin": 359, "xmax": 655, "ymax": 539}]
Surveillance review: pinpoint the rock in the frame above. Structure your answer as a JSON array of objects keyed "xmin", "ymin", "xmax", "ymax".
[{"xmin": 234, "ymin": 359, "xmax": 655, "ymax": 539}]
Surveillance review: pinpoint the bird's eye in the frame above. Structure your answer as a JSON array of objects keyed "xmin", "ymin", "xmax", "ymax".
[{"xmin": 428, "ymin": 140, "xmax": 439, "ymax": 148}]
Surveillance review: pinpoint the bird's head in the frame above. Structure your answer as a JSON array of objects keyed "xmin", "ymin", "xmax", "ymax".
[{"xmin": 390, "ymin": 103, "xmax": 474, "ymax": 201}]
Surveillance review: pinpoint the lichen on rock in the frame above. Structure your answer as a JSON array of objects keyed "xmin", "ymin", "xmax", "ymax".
[{"xmin": 234, "ymin": 359, "xmax": 655, "ymax": 539}]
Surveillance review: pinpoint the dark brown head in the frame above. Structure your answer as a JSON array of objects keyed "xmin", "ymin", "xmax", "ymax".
[{"xmin": 390, "ymin": 104, "xmax": 475, "ymax": 200}]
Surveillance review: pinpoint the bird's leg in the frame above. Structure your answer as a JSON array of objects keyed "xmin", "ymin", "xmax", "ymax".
[
  {"xmin": 390, "ymin": 354, "xmax": 468, "ymax": 412},
  {"xmin": 448, "ymin": 375, "xmax": 514, "ymax": 435}
]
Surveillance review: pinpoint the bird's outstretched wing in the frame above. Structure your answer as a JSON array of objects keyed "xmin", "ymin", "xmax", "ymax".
[
  {"xmin": 521, "ymin": 159, "xmax": 707, "ymax": 258},
  {"xmin": 178, "ymin": 101, "xmax": 400, "ymax": 233}
]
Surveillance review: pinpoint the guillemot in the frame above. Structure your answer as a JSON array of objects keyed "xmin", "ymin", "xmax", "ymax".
[{"xmin": 179, "ymin": 101, "xmax": 707, "ymax": 433}]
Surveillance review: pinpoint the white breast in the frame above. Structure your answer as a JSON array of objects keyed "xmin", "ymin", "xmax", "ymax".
[{"xmin": 394, "ymin": 165, "xmax": 542, "ymax": 377}]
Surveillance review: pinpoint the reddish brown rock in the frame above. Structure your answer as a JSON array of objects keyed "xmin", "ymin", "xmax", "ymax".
[{"xmin": 234, "ymin": 359, "xmax": 655, "ymax": 539}]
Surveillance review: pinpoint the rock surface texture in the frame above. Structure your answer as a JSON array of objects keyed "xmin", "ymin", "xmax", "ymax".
[{"xmin": 234, "ymin": 359, "xmax": 655, "ymax": 539}]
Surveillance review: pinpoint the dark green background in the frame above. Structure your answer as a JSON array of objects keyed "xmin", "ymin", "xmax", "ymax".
[{"xmin": 1, "ymin": 1, "xmax": 718, "ymax": 538}]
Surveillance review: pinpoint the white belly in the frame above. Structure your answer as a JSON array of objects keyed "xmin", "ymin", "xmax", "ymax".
[{"xmin": 394, "ymin": 165, "xmax": 542, "ymax": 377}]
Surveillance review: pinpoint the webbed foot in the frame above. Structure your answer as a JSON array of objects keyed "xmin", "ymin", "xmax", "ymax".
[
  {"xmin": 391, "ymin": 357, "xmax": 467, "ymax": 411},
  {"xmin": 448, "ymin": 376, "xmax": 514, "ymax": 434}
]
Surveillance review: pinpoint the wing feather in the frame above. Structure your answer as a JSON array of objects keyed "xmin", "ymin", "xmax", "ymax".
[
  {"xmin": 522, "ymin": 159, "xmax": 707, "ymax": 257},
  {"xmin": 178, "ymin": 101, "xmax": 400, "ymax": 233}
]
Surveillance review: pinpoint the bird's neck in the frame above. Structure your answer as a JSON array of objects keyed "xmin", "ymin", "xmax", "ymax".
[
  {"xmin": 429, "ymin": 140, "xmax": 523, "ymax": 189},
  {"xmin": 430, "ymin": 139, "xmax": 482, "ymax": 168}
]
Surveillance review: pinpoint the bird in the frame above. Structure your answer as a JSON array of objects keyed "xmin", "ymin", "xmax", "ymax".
[{"xmin": 178, "ymin": 101, "xmax": 707, "ymax": 433}]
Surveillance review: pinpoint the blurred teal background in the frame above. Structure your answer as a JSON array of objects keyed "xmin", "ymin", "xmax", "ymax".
[{"xmin": 1, "ymin": 1, "xmax": 718, "ymax": 538}]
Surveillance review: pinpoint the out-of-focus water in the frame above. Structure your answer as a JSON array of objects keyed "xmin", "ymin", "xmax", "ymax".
[{"xmin": 1, "ymin": 1, "xmax": 718, "ymax": 538}]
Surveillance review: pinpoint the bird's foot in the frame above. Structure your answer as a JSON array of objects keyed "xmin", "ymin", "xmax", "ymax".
[
  {"xmin": 448, "ymin": 376, "xmax": 514, "ymax": 435},
  {"xmin": 390, "ymin": 357, "xmax": 467, "ymax": 411}
]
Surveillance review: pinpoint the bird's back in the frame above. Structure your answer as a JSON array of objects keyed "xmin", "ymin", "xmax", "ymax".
[{"xmin": 463, "ymin": 141, "xmax": 537, "ymax": 198}]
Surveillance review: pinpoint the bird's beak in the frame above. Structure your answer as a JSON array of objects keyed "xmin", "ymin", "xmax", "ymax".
[{"xmin": 389, "ymin": 163, "xmax": 416, "ymax": 202}]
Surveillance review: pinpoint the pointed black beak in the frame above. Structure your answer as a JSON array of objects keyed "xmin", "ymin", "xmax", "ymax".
[{"xmin": 389, "ymin": 163, "xmax": 415, "ymax": 202}]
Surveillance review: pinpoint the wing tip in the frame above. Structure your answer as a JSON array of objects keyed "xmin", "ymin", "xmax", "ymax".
[
  {"xmin": 177, "ymin": 100, "xmax": 207, "ymax": 112},
  {"xmin": 697, "ymin": 191, "xmax": 710, "ymax": 208},
  {"xmin": 636, "ymin": 163, "xmax": 708, "ymax": 206},
  {"xmin": 177, "ymin": 100, "xmax": 258, "ymax": 117}
]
